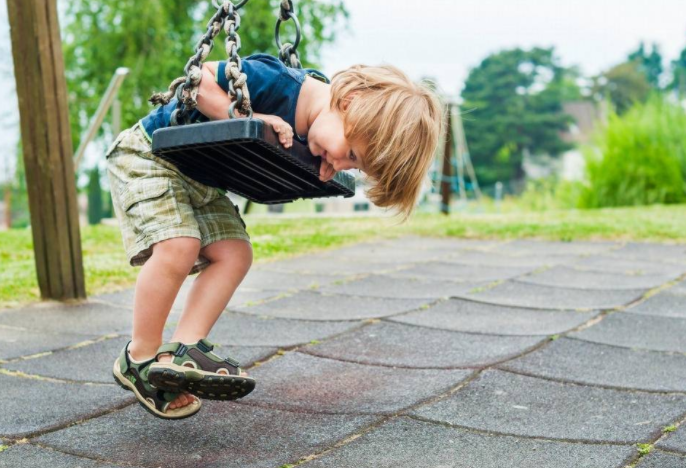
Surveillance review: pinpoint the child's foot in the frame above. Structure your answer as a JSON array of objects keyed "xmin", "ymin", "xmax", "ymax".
[
  {"xmin": 149, "ymin": 339, "xmax": 256, "ymax": 401},
  {"xmin": 156, "ymin": 354, "xmax": 213, "ymax": 409},
  {"xmin": 113, "ymin": 341, "xmax": 202, "ymax": 419}
]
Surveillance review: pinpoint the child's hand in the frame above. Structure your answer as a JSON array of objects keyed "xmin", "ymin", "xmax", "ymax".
[
  {"xmin": 319, "ymin": 159, "xmax": 336, "ymax": 182},
  {"xmin": 259, "ymin": 114, "xmax": 294, "ymax": 149}
]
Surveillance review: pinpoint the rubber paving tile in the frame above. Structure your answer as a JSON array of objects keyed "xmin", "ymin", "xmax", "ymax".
[
  {"xmin": 570, "ymin": 256, "xmax": 686, "ymax": 277},
  {"xmin": 208, "ymin": 310, "xmax": 362, "ymax": 347},
  {"xmin": 231, "ymin": 290, "xmax": 429, "ymax": 321},
  {"xmin": 657, "ymin": 424, "xmax": 686, "ymax": 454},
  {"xmin": 569, "ymin": 312, "xmax": 686, "ymax": 353},
  {"xmin": 302, "ymin": 321, "xmax": 544, "ymax": 368},
  {"xmin": 388, "ymin": 262, "xmax": 534, "ymax": 282},
  {"xmin": 627, "ymin": 291, "xmax": 686, "ymax": 319},
  {"xmin": 0, "ymin": 444, "xmax": 141, "ymax": 468},
  {"xmin": 500, "ymin": 337, "xmax": 686, "ymax": 391},
  {"xmin": 517, "ymin": 265, "xmax": 678, "ymax": 290},
  {"xmin": 410, "ymin": 370, "xmax": 686, "ymax": 443},
  {"xmin": 389, "ymin": 298, "xmax": 596, "ymax": 336},
  {"xmin": 243, "ymin": 351, "xmax": 472, "ymax": 414},
  {"xmin": 302, "ymin": 417, "xmax": 635, "ymax": 468},
  {"xmin": 34, "ymin": 402, "xmax": 378, "ymax": 468},
  {"xmin": 318, "ymin": 273, "xmax": 487, "ymax": 299},
  {"xmin": 0, "ymin": 374, "xmax": 133, "ymax": 438},
  {"xmin": 491, "ymin": 239, "xmax": 619, "ymax": 256},
  {"xmin": 460, "ymin": 280, "xmax": 645, "ymax": 310},
  {"xmin": 635, "ymin": 451, "xmax": 686, "ymax": 468},
  {"xmin": 609, "ymin": 242, "xmax": 686, "ymax": 264},
  {"xmin": 0, "ymin": 327, "xmax": 98, "ymax": 361},
  {"xmin": 0, "ymin": 302, "xmax": 132, "ymax": 335}
]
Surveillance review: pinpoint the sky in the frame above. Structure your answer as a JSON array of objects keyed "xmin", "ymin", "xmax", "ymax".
[
  {"xmin": 320, "ymin": 0, "xmax": 686, "ymax": 98},
  {"xmin": 1, "ymin": 0, "xmax": 686, "ymax": 180}
]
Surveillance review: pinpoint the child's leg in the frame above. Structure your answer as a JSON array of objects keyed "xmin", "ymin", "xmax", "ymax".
[
  {"xmin": 169, "ymin": 239, "xmax": 252, "ymax": 360},
  {"xmin": 128, "ymin": 236, "xmax": 201, "ymax": 410},
  {"xmin": 127, "ymin": 236, "xmax": 201, "ymax": 360}
]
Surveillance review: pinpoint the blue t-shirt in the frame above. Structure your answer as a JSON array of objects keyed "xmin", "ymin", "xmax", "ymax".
[{"xmin": 139, "ymin": 54, "xmax": 329, "ymax": 142}]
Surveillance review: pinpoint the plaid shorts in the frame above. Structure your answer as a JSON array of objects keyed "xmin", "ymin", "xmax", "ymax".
[{"xmin": 105, "ymin": 122, "xmax": 251, "ymax": 275}]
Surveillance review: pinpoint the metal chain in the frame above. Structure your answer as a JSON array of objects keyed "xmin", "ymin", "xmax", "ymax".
[
  {"xmin": 275, "ymin": 0, "xmax": 302, "ymax": 69},
  {"xmin": 149, "ymin": 0, "xmax": 252, "ymax": 126}
]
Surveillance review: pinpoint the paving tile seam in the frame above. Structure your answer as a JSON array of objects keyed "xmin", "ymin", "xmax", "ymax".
[
  {"xmin": 494, "ymin": 366, "xmax": 686, "ymax": 396},
  {"xmin": 24, "ymin": 442, "xmax": 148, "ymax": 468},
  {"xmin": 645, "ymin": 410, "xmax": 686, "ymax": 455},
  {"xmin": 4, "ymin": 397, "xmax": 136, "ymax": 441},
  {"xmin": 245, "ymin": 321, "xmax": 377, "ymax": 368},
  {"xmin": 564, "ymin": 334, "xmax": 686, "ymax": 357},
  {"xmin": 512, "ymin": 277, "xmax": 679, "ymax": 292},
  {"xmin": 289, "ymin": 348, "xmax": 489, "ymax": 372},
  {"xmin": 653, "ymin": 447, "xmax": 686, "ymax": 457},
  {"xmin": 1, "ymin": 334, "xmax": 121, "ymax": 364},
  {"xmin": 448, "ymin": 290, "xmax": 603, "ymax": 312},
  {"xmin": 405, "ymin": 413, "xmax": 646, "ymax": 446},
  {"xmin": 298, "ymin": 339, "xmax": 547, "ymax": 371},
  {"xmin": 273, "ymin": 415, "xmax": 400, "ymax": 468},
  {"xmin": 620, "ymin": 410, "xmax": 686, "ymax": 467},
  {"xmin": 0, "ymin": 367, "xmax": 122, "ymax": 387},
  {"xmin": 380, "ymin": 314, "xmax": 563, "ymax": 338}
]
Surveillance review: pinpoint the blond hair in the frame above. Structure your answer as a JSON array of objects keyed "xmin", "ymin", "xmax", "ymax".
[{"xmin": 330, "ymin": 64, "xmax": 443, "ymax": 223}]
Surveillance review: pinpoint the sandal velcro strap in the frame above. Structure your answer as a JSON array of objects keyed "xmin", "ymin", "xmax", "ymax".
[
  {"xmin": 174, "ymin": 343, "xmax": 189, "ymax": 357},
  {"xmin": 156, "ymin": 342, "xmax": 183, "ymax": 359},
  {"xmin": 196, "ymin": 339, "xmax": 214, "ymax": 353},
  {"xmin": 224, "ymin": 356, "xmax": 240, "ymax": 367}
]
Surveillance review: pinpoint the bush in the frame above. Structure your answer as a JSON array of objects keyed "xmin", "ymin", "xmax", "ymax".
[{"xmin": 579, "ymin": 97, "xmax": 686, "ymax": 208}]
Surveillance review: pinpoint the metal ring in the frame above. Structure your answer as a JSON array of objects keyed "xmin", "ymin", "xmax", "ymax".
[
  {"xmin": 212, "ymin": 0, "xmax": 248, "ymax": 10},
  {"xmin": 274, "ymin": 12, "xmax": 301, "ymax": 52}
]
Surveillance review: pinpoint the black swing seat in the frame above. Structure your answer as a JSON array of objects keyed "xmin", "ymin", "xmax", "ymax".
[{"xmin": 151, "ymin": 119, "xmax": 356, "ymax": 204}]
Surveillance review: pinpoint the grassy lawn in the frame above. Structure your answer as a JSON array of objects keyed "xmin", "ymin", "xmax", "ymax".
[{"xmin": 2, "ymin": 204, "xmax": 686, "ymax": 309}]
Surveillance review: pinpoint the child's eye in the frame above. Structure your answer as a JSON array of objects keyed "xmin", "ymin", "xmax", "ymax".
[{"xmin": 349, "ymin": 151, "xmax": 357, "ymax": 161}]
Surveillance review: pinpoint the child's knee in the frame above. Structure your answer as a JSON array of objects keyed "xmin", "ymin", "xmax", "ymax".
[{"xmin": 151, "ymin": 237, "xmax": 201, "ymax": 273}]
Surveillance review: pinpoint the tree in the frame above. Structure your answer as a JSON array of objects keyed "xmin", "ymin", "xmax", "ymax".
[
  {"xmin": 670, "ymin": 46, "xmax": 686, "ymax": 99},
  {"xmin": 62, "ymin": 0, "xmax": 348, "ymax": 150},
  {"xmin": 592, "ymin": 61, "xmax": 651, "ymax": 115},
  {"xmin": 87, "ymin": 165, "xmax": 103, "ymax": 225},
  {"xmin": 628, "ymin": 41, "xmax": 663, "ymax": 90},
  {"xmin": 460, "ymin": 47, "xmax": 574, "ymax": 187}
]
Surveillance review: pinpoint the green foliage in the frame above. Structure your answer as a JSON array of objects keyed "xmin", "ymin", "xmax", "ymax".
[
  {"xmin": 516, "ymin": 176, "xmax": 584, "ymax": 211},
  {"xmin": 636, "ymin": 443, "xmax": 653, "ymax": 455},
  {"xmin": 62, "ymin": 0, "xmax": 348, "ymax": 149},
  {"xmin": 579, "ymin": 97, "xmax": 686, "ymax": 208},
  {"xmin": 461, "ymin": 47, "xmax": 575, "ymax": 187},
  {"xmin": 87, "ymin": 166, "xmax": 103, "ymax": 225},
  {"xmin": 10, "ymin": 143, "xmax": 29, "ymax": 229},
  {"xmin": 670, "ymin": 46, "xmax": 686, "ymax": 98},
  {"xmin": 628, "ymin": 42, "xmax": 663, "ymax": 90},
  {"xmin": 593, "ymin": 61, "xmax": 651, "ymax": 115}
]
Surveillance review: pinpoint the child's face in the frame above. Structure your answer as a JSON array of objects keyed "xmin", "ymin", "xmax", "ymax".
[{"xmin": 307, "ymin": 108, "xmax": 366, "ymax": 173}]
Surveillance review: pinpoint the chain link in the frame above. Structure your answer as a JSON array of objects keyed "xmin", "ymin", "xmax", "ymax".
[
  {"xmin": 150, "ymin": 0, "xmax": 252, "ymax": 126},
  {"xmin": 275, "ymin": 0, "xmax": 302, "ymax": 69}
]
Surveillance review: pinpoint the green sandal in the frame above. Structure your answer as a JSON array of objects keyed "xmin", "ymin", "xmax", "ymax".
[
  {"xmin": 112, "ymin": 341, "xmax": 202, "ymax": 419},
  {"xmin": 147, "ymin": 338, "xmax": 256, "ymax": 401}
]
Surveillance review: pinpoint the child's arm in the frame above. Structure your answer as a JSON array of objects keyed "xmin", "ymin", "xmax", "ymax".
[{"xmin": 197, "ymin": 62, "xmax": 293, "ymax": 149}]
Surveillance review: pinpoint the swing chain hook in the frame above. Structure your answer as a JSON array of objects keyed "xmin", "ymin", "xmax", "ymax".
[{"xmin": 275, "ymin": 0, "xmax": 302, "ymax": 69}]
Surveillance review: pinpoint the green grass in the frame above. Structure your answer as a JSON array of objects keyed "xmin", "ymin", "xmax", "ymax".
[{"xmin": 2, "ymin": 204, "xmax": 686, "ymax": 309}]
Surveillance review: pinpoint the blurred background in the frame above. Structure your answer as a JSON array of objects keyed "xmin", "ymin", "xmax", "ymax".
[{"xmin": 1, "ymin": 0, "xmax": 686, "ymax": 225}]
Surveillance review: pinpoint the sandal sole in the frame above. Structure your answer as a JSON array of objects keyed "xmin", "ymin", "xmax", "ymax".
[
  {"xmin": 112, "ymin": 358, "xmax": 201, "ymax": 420},
  {"xmin": 148, "ymin": 363, "xmax": 256, "ymax": 401}
]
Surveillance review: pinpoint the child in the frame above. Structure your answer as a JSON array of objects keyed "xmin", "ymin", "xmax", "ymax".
[{"xmin": 106, "ymin": 53, "xmax": 442, "ymax": 419}]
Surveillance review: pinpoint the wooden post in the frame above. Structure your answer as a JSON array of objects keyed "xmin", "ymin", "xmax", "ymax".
[
  {"xmin": 440, "ymin": 104, "xmax": 453, "ymax": 215},
  {"xmin": 7, "ymin": 0, "xmax": 86, "ymax": 300}
]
